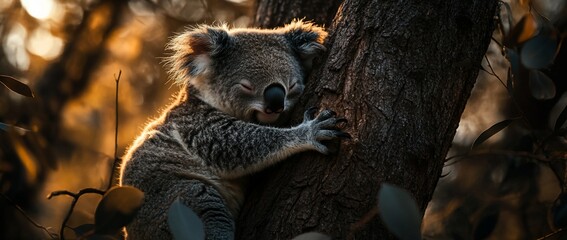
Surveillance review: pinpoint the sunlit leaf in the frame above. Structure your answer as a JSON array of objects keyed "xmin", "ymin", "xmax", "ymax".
[
  {"xmin": 472, "ymin": 119, "xmax": 516, "ymax": 149},
  {"xmin": 504, "ymin": 14, "xmax": 538, "ymax": 47},
  {"xmin": 0, "ymin": 75, "xmax": 34, "ymax": 97},
  {"xmin": 168, "ymin": 198, "xmax": 205, "ymax": 240},
  {"xmin": 292, "ymin": 232, "xmax": 331, "ymax": 240},
  {"xmin": 473, "ymin": 206, "xmax": 499, "ymax": 240},
  {"xmin": 377, "ymin": 183, "xmax": 422, "ymax": 240},
  {"xmin": 521, "ymin": 34, "xmax": 557, "ymax": 69},
  {"xmin": 94, "ymin": 186, "xmax": 144, "ymax": 234},
  {"xmin": 529, "ymin": 70, "xmax": 555, "ymax": 100},
  {"xmin": 555, "ymin": 103, "xmax": 567, "ymax": 131}
]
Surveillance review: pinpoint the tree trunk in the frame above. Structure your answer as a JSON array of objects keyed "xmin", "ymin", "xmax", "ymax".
[
  {"xmin": 237, "ymin": 0, "xmax": 498, "ymax": 239},
  {"xmin": 253, "ymin": 0, "xmax": 342, "ymax": 28}
]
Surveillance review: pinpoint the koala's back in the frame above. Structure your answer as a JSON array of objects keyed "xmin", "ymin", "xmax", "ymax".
[{"xmin": 120, "ymin": 94, "xmax": 240, "ymax": 239}]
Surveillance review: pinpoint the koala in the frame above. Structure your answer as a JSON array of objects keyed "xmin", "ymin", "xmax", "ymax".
[{"xmin": 119, "ymin": 20, "xmax": 349, "ymax": 240}]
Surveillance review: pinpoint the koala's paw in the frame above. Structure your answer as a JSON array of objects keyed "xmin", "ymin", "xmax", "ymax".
[{"xmin": 302, "ymin": 107, "xmax": 350, "ymax": 154}]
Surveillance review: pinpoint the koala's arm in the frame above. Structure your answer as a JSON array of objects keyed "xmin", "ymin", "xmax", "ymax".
[{"xmin": 189, "ymin": 108, "xmax": 349, "ymax": 179}]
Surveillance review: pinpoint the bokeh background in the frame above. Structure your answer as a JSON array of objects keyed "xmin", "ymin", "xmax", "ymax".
[{"xmin": 0, "ymin": 0, "xmax": 566, "ymax": 239}]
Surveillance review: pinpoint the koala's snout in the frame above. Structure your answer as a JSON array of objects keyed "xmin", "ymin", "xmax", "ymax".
[{"xmin": 264, "ymin": 84, "xmax": 285, "ymax": 114}]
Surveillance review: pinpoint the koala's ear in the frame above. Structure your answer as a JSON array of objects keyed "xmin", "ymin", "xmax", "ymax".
[
  {"xmin": 283, "ymin": 20, "xmax": 328, "ymax": 70},
  {"xmin": 166, "ymin": 25, "xmax": 231, "ymax": 85}
]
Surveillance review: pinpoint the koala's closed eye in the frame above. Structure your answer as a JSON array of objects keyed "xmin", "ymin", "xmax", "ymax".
[{"xmin": 238, "ymin": 80, "xmax": 255, "ymax": 94}]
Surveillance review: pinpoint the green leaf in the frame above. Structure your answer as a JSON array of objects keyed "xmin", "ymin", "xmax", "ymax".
[
  {"xmin": 292, "ymin": 232, "xmax": 331, "ymax": 240},
  {"xmin": 472, "ymin": 119, "xmax": 516, "ymax": 149},
  {"xmin": 520, "ymin": 34, "xmax": 557, "ymax": 69},
  {"xmin": 377, "ymin": 183, "xmax": 422, "ymax": 240},
  {"xmin": 168, "ymin": 198, "xmax": 204, "ymax": 240},
  {"xmin": 529, "ymin": 70, "xmax": 555, "ymax": 100},
  {"xmin": 0, "ymin": 75, "xmax": 34, "ymax": 97},
  {"xmin": 94, "ymin": 186, "xmax": 144, "ymax": 234}
]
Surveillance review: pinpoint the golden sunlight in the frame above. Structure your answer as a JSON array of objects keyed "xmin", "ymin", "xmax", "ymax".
[
  {"xmin": 20, "ymin": 0, "xmax": 55, "ymax": 20},
  {"xmin": 3, "ymin": 23, "xmax": 29, "ymax": 70},
  {"xmin": 26, "ymin": 27, "xmax": 64, "ymax": 60}
]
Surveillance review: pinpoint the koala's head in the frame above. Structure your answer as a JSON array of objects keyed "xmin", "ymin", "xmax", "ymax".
[{"xmin": 166, "ymin": 20, "xmax": 327, "ymax": 124}]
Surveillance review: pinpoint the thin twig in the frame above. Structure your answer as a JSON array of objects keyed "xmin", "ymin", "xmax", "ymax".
[
  {"xmin": 0, "ymin": 193, "xmax": 58, "ymax": 239},
  {"xmin": 491, "ymin": 36, "xmax": 503, "ymax": 48},
  {"xmin": 483, "ymin": 54, "xmax": 507, "ymax": 89},
  {"xmin": 107, "ymin": 70, "xmax": 121, "ymax": 191},
  {"xmin": 537, "ymin": 228, "xmax": 565, "ymax": 240},
  {"xmin": 48, "ymin": 188, "xmax": 106, "ymax": 240}
]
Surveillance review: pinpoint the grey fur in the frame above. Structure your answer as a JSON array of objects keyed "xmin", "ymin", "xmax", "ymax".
[{"xmin": 119, "ymin": 20, "xmax": 347, "ymax": 240}]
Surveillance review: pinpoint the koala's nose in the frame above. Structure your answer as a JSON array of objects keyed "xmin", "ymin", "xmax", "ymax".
[{"xmin": 263, "ymin": 84, "xmax": 285, "ymax": 114}]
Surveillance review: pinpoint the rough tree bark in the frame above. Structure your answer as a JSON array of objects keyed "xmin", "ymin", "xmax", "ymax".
[
  {"xmin": 237, "ymin": 0, "xmax": 499, "ymax": 239},
  {"xmin": 253, "ymin": 0, "xmax": 342, "ymax": 28}
]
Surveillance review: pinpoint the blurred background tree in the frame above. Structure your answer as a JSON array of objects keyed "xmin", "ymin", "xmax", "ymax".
[{"xmin": 0, "ymin": 0, "xmax": 565, "ymax": 239}]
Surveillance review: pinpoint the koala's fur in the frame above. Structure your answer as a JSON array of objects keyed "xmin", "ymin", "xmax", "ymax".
[{"xmin": 119, "ymin": 20, "xmax": 349, "ymax": 240}]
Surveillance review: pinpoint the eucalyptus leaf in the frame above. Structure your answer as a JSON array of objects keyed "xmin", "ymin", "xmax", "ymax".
[
  {"xmin": 168, "ymin": 198, "xmax": 205, "ymax": 240},
  {"xmin": 292, "ymin": 232, "xmax": 331, "ymax": 240},
  {"xmin": 529, "ymin": 70, "xmax": 555, "ymax": 100},
  {"xmin": 505, "ymin": 14, "xmax": 538, "ymax": 47},
  {"xmin": 377, "ymin": 183, "xmax": 422, "ymax": 240},
  {"xmin": 521, "ymin": 34, "xmax": 557, "ymax": 69},
  {"xmin": 0, "ymin": 75, "xmax": 34, "ymax": 97},
  {"xmin": 94, "ymin": 186, "xmax": 144, "ymax": 234},
  {"xmin": 472, "ymin": 118, "xmax": 516, "ymax": 149}
]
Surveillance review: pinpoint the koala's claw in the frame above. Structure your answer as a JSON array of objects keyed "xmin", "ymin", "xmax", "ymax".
[
  {"xmin": 336, "ymin": 118, "xmax": 348, "ymax": 124},
  {"xmin": 337, "ymin": 132, "xmax": 352, "ymax": 139},
  {"xmin": 317, "ymin": 109, "xmax": 336, "ymax": 120},
  {"xmin": 304, "ymin": 107, "xmax": 319, "ymax": 121}
]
